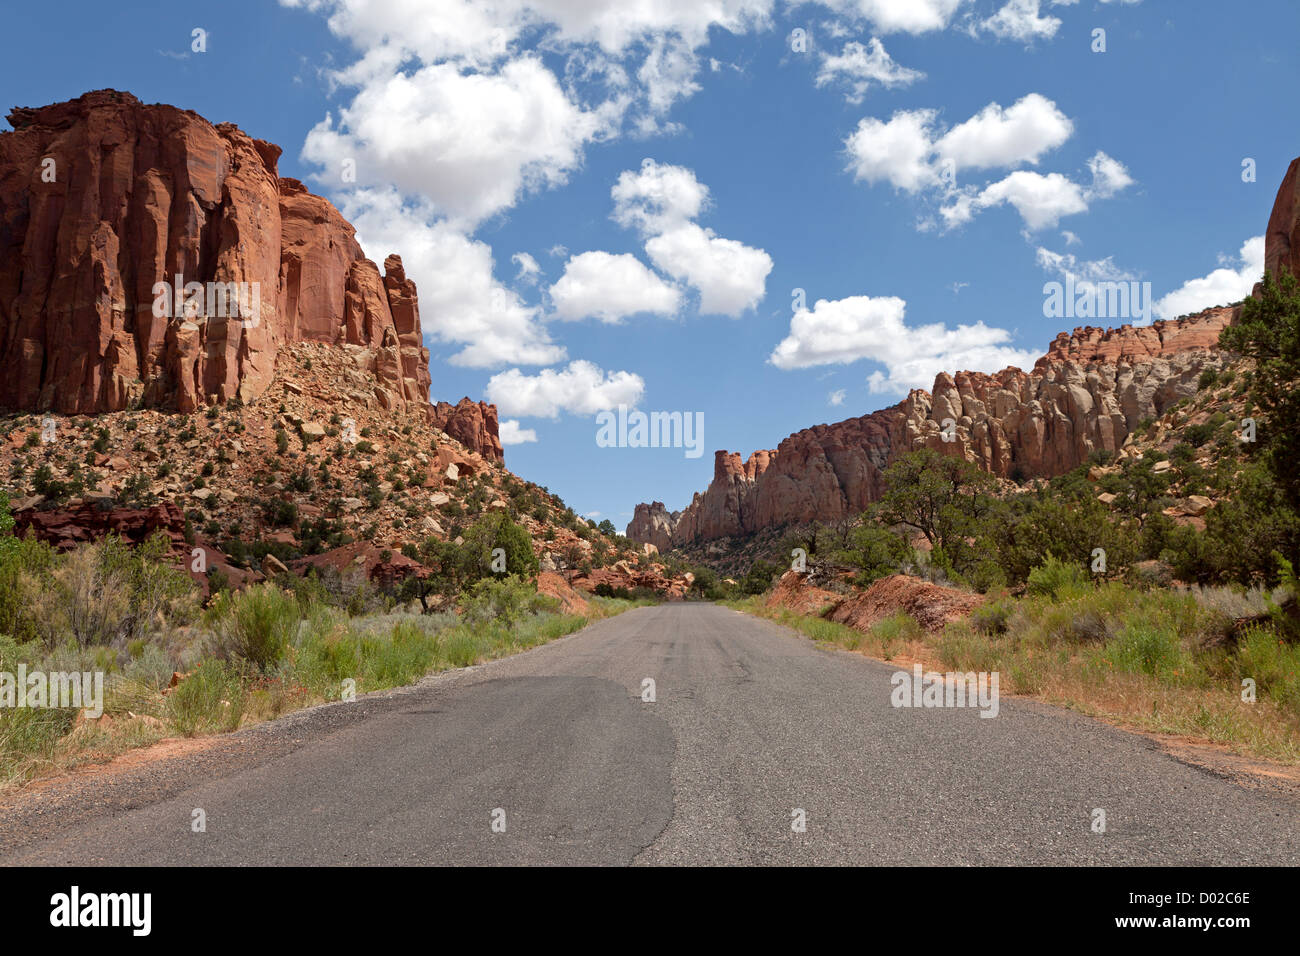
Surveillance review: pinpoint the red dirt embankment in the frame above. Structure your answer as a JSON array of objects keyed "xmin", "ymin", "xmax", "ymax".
[{"xmin": 766, "ymin": 570, "xmax": 982, "ymax": 633}]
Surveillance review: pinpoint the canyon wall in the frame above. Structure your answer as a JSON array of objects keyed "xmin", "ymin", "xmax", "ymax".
[
  {"xmin": 628, "ymin": 309, "xmax": 1234, "ymax": 548},
  {"xmin": 0, "ymin": 91, "xmax": 450, "ymax": 428}
]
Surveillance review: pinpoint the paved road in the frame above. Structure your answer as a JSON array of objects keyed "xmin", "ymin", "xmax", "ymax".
[{"xmin": 2, "ymin": 604, "xmax": 1297, "ymax": 865}]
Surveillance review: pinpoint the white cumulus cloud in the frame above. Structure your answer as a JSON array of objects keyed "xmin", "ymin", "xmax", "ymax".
[
  {"xmin": 336, "ymin": 187, "xmax": 564, "ymax": 368},
  {"xmin": 934, "ymin": 93, "xmax": 1073, "ymax": 173},
  {"xmin": 976, "ymin": 0, "xmax": 1062, "ymax": 43},
  {"xmin": 820, "ymin": 0, "xmax": 969, "ymax": 35},
  {"xmin": 769, "ymin": 294, "xmax": 1038, "ymax": 394},
  {"xmin": 816, "ymin": 38, "xmax": 924, "ymax": 103},
  {"xmin": 612, "ymin": 158, "xmax": 711, "ymax": 235},
  {"xmin": 499, "ymin": 420, "xmax": 539, "ymax": 445},
  {"xmin": 549, "ymin": 251, "xmax": 682, "ymax": 323},
  {"xmin": 645, "ymin": 224, "xmax": 773, "ymax": 316},
  {"xmin": 939, "ymin": 151, "xmax": 1132, "ymax": 231},
  {"xmin": 1154, "ymin": 236, "xmax": 1264, "ymax": 321},
  {"xmin": 610, "ymin": 160, "xmax": 772, "ymax": 316},
  {"xmin": 486, "ymin": 360, "xmax": 646, "ymax": 419}
]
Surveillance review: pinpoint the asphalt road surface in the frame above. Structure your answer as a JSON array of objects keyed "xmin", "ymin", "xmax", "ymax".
[{"xmin": 2, "ymin": 603, "xmax": 1297, "ymax": 865}]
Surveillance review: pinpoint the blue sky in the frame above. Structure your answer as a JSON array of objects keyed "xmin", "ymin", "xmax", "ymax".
[{"xmin": 4, "ymin": 0, "xmax": 1297, "ymax": 528}]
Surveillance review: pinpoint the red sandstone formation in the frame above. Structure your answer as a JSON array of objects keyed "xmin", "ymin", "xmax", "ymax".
[
  {"xmin": 627, "ymin": 501, "xmax": 680, "ymax": 553},
  {"xmin": 828, "ymin": 574, "xmax": 984, "ymax": 633},
  {"xmin": 629, "ymin": 309, "xmax": 1235, "ymax": 548},
  {"xmin": 764, "ymin": 569, "xmax": 841, "ymax": 616},
  {"xmin": 1263, "ymin": 157, "xmax": 1300, "ymax": 284},
  {"xmin": 13, "ymin": 499, "xmax": 191, "ymax": 552},
  {"xmin": 431, "ymin": 398, "xmax": 504, "ymax": 464},
  {"xmin": 569, "ymin": 559, "xmax": 692, "ymax": 601},
  {"xmin": 0, "ymin": 90, "xmax": 430, "ymax": 415},
  {"xmin": 289, "ymin": 540, "xmax": 428, "ymax": 593}
]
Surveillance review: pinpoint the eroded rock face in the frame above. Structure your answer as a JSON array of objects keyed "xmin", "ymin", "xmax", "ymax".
[
  {"xmin": 629, "ymin": 309, "xmax": 1235, "ymax": 548},
  {"xmin": 431, "ymin": 398, "xmax": 503, "ymax": 463},
  {"xmin": 1263, "ymin": 156, "xmax": 1300, "ymax": 284},
  {"xmin": 627, "ymin": 501, "xmax": 680, "ymax": 553},
  {"xmin": 0, "ymin": 90, "xmax": 431, "ymax": 415}
]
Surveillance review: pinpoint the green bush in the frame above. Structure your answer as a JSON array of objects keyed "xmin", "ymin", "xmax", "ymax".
[
  {"xmin": 166, "ymin": 660, "xmax": 246, "ymax": 736},
  {"xmin": 216, "ymin": 584, "xmax": 299, "ymax": 669},
  {"xmin": 1104, "ymin": 622, "xmax": 1187, "ymax": 679},
  {"xmin": 460, "ymin": 511, "xmax": 540, "ymax": 580},
  {"xmin": 460, "ymin": 576, "xmax": 557, "ymax": 627},
  {"xmin": 1026, "ymin": 556, "xmax": 1092, "ymax": 601},
  {"xmin": 971, "ymin": 597, "xmax": 1014, "ymax": 635},
  {"xmin": 1235, "ymin": 625, "xmax": 1300, "ymax": 713}
]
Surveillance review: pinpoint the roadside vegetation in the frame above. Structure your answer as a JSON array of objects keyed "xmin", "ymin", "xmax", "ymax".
[
  {"xmin": 723, "ymin": 271, "xmax": 1300, "ymax": 764},
  {"xmin": 0, "ymin": 503, "xmax": 652, "ymax": 789}
]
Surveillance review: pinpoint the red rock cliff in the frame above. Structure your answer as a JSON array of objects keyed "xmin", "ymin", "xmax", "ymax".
[
  {"xmin": 431, "ymin": 398, "xmax": 503, "ymax": 464},
  {"xmin": 0, "ymin": 89, "xmax": 431, "ymax": 416},
  {"xmin": 629, "ymin": 309, "xmax": 1235, "ymax": 547},
  {"xmin": 1263, "ymin": 156, "xmax": 1300, "ymax": 283}
]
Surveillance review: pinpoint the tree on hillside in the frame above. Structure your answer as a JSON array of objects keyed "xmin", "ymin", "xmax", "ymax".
[
  {"xmin": 871, "ymin": 449, "xmax": 1000, "ymax": 577},
  {"xmin": 1220, "ymin": 268, "xmax": 1300, "ymax": 501},
  {"xmin": 740, "ymin": 559, "xmax": 779, "ymax": 595},
  {"xmin": 834, "ymin": 521, "xmax": 914, "ymax": 587},
  {"xmin": 461, "ymin": 510, "xmax": 539, "ymax": 580}
]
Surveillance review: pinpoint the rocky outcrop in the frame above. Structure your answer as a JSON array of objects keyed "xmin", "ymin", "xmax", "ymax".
[
  {"xmin": 631, "ymin": 308, "xmax": 1234, "ymax": 548},
  {"xmin": 764, "ymin": 569, "xmax": 981, "ymax": 632},
  {"xmin": 828, "ymin": 574, "xmax": 984, "ymax": 633},
  {"xmin": 289, "ymin": 540, "xmax": 428, "ymax": 593},
  {"xmin": 0, "ymin": 90, "xmax": 431, "ymax": 415},
  {"xmin": 908, "ymin": 307, "xmax": 1234, "ymax": 478},
  {"xmin": 12, "ymin": 499, "xmax": 191, "ymax": 551},
  {"xmin": 569, "ymin": 559, "xmax": 692, "ymax": 600},
  {"xmin": 627, "ymin": 501, "xmax": 680, "ymax": 553},
  {"xmin": 431, "ymin": 398, "xmax": 503, "ymax": 463}
]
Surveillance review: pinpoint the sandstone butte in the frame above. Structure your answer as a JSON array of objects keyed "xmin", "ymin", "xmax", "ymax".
[
  {"xmin": 0, "ymin": 89, "xmax": 502, "ymax": 463},
  {"xmin": 627, "ymin": 154, "xmax": 1300, "ymax": 551}
]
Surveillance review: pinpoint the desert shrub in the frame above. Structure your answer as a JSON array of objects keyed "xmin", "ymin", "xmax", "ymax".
[
  {"xmin": 214, "ymin": 584, "xmax": 299, "ymax": 669},
  {"xmin": 836, "ymin": 522, "xmax": 913, "ymax": 587},
  {"xmin": 1066, "ymin": 609, "xmax": 1112, "ymax": 644},
  {"xmin": 937, "ymin": 620, "xmax": 1003, "ymax": 673},
  {"xmin": 1104, "ymin": 622, "xmax": 1188, "ymax": 679},
  {"xmin": 1026, "ymin": 556, "xmax": 1091, "ymax": 601},
  {"xmin": 460, "ymin": 576, "xmax": 558, "ymax": 627},
  {"xmin": 0, "ymin": 704, "xmax": 77, "ymax": 784},
  {"xmin": 0, "ymin": 531, "xmax": 57, "ymax": 644},
  {"xmin": 32, "ymin": 541, "xmax": 131, "ymax": 647},
  {"xmin": 971, "ymin": 597, "xmax": 1014, "ymax": 635},
  {"xmin": 740, "ymin": 559, "xmax": 779, "ymax": 595},
  {"xmin": 459, "ymin": 511, "xmax": 539, "ymax": 581},
  {"xmin": 870, "ymin": 612, "xmax": 923, "ymax": 648},
  {"xmin": 1234, "ymin": 625, "xmax": 1300, "ymax": 713},
  {"xmin": 166, "ymin": 659, "xmax": 246, "ymax": 736},
  {"xmin": 439, "ymin": 627, "xmax": 490, "ymax": 667}
]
